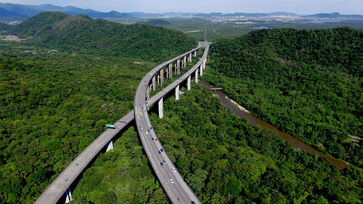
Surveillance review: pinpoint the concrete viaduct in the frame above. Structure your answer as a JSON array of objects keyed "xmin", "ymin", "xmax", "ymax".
[{"xmin": 35, "ymin": 42, "xmax": 209, "ymax": 204}]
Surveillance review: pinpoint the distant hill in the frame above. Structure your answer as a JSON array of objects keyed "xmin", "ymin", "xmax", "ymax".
[
  {"xmin": 11, "ymin": 12, "xmax": 196, "ymax": 61},
  {"xmin": 0, "ymin": 3, "xmax": 163, "ymax": 21},
  {"xmin": 305, "ymin": 12, "xmax": 363, "ymax": 19},
  {"xmin": 142, "ymin": 19, "xmax": 171, "ymax": 26},
  {"xmin": 0, "ymin": 22, "xmax": 12, "ymax": 30}
]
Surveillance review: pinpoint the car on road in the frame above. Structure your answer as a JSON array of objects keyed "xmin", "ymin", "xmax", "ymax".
[
  {"xmin": 151, "ymin": 137, "xmax": 154, "ymax": 140},
  {"xmin": 155, "ymin": 138, "xmax": 158, "ymax": 142},
  {"xmin": 160, "ymin": 162, "xmax": 163, "ymax": 166},
  {"xmin": 158, "ymin": 150, "xmax": 161, "ymax": 154},
  {"xmin": 172, "ymin": 167, "xmax": 176, "ymax": 173},
  {"xmin": 170, "ymin": 178, "xmax": 174, "ymax": 184},
  {"xmin": 163, "ymin": 160, "xmax": 166, "ymax": 164},
  {"xmin": 146, "ymin": 131, "xmax": 148, "ymax": 135},
  {"xmin": 105, "ymin": 124, "xmax": 115, "ymax": 129},
  {"xmin": 160, "ymin": 148, "xmax": 163, "ymax": 152},
  {"xmin": 139, "ymin": 112, "xmax": 144, "ymax": 118}
]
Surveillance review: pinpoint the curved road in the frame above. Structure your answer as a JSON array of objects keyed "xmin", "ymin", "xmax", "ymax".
[
  {"xmin": 36, "ymin": 44, "xmax": 208, "ymax": 203},
  {"xmin": 134, "ymin": 43, "xmax": 209, "ymax": 203}
]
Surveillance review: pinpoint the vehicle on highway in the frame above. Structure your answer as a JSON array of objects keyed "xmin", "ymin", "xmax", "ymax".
[
  {"xmin": 155, "ymin": 138, "xmax": 158, "ymax": 142},
  {"xmin": 150, "ymin": 126, "xmax": 153, "ymax": 130},
  {"xmin": 105, "ymin": 124, "xmax": 115, "ymax": 129},
  {"xmin": 163, "ymin": 160, "xmax": 166, "ymax": 164},
  {"xmin": 160, "ymin": 162, "xmax": 163, "ymax": 166},
  {"xmin": 146, "ymin": 131, "xmax": 149, "ymax": 135},
  {"xmin": 158, "ymin": 150, "xmax": 161, "ymax": 154},
  {"xmin": 139, "ymin": 112, "xmax": 144, "ymax": 118},
  {"xmin": 172, "ymin": 167, "xmax": 176, "ymax": 173},
  {"xmin": 151, "ymin": 137, "xmax": 154, "ymax": 140},
  {"xmin": 170, "ymin": 178, "xmax": 174, "ymax": 184},
  {"xmin": 160, "ymin": 148, "xmax": 164, "ymax": 152}
]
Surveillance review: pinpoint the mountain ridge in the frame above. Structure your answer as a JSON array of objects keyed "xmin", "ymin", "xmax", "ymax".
[{"xmin": 10, "ymin": 12, "xmax": 197, "ymax": 62}]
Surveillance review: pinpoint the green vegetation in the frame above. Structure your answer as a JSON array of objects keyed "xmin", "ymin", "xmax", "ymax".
[
  {"xmin": 111, "ymin": 17, "xmax": 363, "ymax": 41},
  {"xmin": 0, "ymin": 11, "xmax": 197, "ymax": 201},
  {"xmin": 149, "ymin": 84, "xmax": 362, "ymax": 203},
  {"xmin": 10, "ymin": 12, "xmax": 196, "ymax": 62},
  {"xmin": 0, "ymin": 22, "xmax": 12, "ymax": 31},
  {"xmin": 72, "ymin": 126, "xmax": 167, "ymax": 203},
  {"xmin": 0, "ymin": 49, "xmax": 147, "ymax": 203},
  {"xmin": 204, "ymin": 27, "xmax": 363, "ymax": 167},
  {"xmin": 143, "ymin": 19, "xmax": 171, "ymax": 26}
]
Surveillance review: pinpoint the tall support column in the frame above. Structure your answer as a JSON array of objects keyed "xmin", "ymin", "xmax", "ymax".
[
  {"xmin": 65, "ymin": 188, "xmax": 73, "ymax": 203},
  {"xmin": 183, "ymin": 56, "xmax": 187, "ymax": 67},
  {"xmin": 177, "ymin": 60, "xmax": 181, "ymax": 75},
  {"xmin": 169, "ymin": 64, "xmax": 173, "ymax": 79},
  {"xmin": 158, "ymin": 97, "xmax": 164, "ymax": 118},
  {"xmin": 195, "ymin": 70, "xmax": 199, "ymax": 83},
  {"xmin": 175, "ymin": 85, "xmax": 180, "ymax": 100},
  {"xmin": 203, "ymin": 60, "xmax": 206, "ymax": 69},
  {"xmin": 106, "ymin": 140, "xmax": 113, "ymax": 152},
  {"xmin": 187, "ymin": 75, "xmax": 191, "ymax": 91},
  {"xmin": 152, "ymin": 76, "xmax": 156, "ymax": 91},
  {"xmin": 200, "ymin": 65, "xmax": 203, "ymax": 76},
  {"xmin": 146, "ymin": 86, "xmax": 150, "ymax": 100},
  {"xmin": 188, "ymin": 53, "xmax": 192, "ymax": 62},
  {"xmin": 160, "ymin": 68, "xmax": 164, "ymax": 84},
  {"xmin": 194, "ymin": 51, "xmax": 197, "ymax": 57}
]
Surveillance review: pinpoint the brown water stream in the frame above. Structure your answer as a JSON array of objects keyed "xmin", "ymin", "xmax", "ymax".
[{"xmin": 199, "ymin": 81, "xmax": 349, "ymax": 170}]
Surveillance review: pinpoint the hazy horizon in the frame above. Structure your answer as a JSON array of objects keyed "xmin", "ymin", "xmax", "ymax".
[{"xmin": 0, "ymin": 0, "xmax": 363, "ymax": 15}]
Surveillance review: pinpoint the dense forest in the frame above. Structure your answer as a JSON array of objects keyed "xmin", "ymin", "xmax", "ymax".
[
  {"xmin": 0, "ymin": 15, "xmax": 196, "ymax": 201},
  {"xmin": 10, "ymin": 12, "xmax": 196, "ymax": 62},
  {"xmin": 70, "ymin": 84, "xmax": 362, "ymax": 203},
  {"xmin": 1, "ymin": 13, "xmax": 362, "ymax": 203},
  {"xmin": 204, "ymin": 27, "xmax": 362, "ymax": 168},
  {"xmin": 0, "ymin": 22, "xmax": 12, "ymax": 31}
]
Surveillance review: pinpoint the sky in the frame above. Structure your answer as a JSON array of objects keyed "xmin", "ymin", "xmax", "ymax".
[{"xmin": 0, "ymin": 0, "xmax": 362, "ymax": 15}]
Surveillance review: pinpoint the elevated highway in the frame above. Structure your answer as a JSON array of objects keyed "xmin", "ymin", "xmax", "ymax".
[
  {"xmin": 36, "ymin": 43, "xmax": 209, "ymax": 203},
  {"xmin": 134, "ymin": 43, "xmax": 209, "ymax": 203}
]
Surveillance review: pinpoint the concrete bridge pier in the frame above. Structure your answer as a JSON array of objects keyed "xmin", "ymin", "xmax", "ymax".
[
  {"xmin": 187, "ymin": 75, "xmax": 191, "ymax": 91},
  {"xmin": 175, "ymin": 85, "xmax": 180, "ymax": 100},
  {"xmin": 106, "ymin": 140, "xmax": 114, "ymax": 152},
  {"xmin": 183, "ymin": 56, "xmax": 187, "ymax": 68},
  {"xmin": 195, "ymin": 70, "xmax": 199, "ymax": 83},
  {"xmin": 188, "ymin": 53, "xmax": 192, "ymax": 62},
  {"xmin": 169, "ymin": 64, "xmax": 173, "ymax": 79},
  {"xmin": 157, "ymin": 74, "xmax": 160, "ymax": 85},
  {"xmin": 200, "ymin": 65, "xmax": 203, "ymax": 76},
  {"xmin": 158, "ymin": 97, "xmax": 164, "ymax": 118},
  {"xmin": 146, "ymin": 86, "xmax": 150, "ymax": 100},
  {"xmin": 152, "ymin": 76, "xmax": 156, "ymax": 91},
  {"xmin": 65, "ymin": 188, "xmax": 73, "ymax": 203},
  {"xmin": 193, "ymin": 51, "xmax": 197, "ymax": 57},
  {"xmin": 160, "ymin": 68, "xmax": 164, "ymax": 84}
]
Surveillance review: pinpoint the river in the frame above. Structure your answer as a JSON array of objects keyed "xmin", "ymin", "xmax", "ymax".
[{"xmin": 199, "ymin": 81, "xmax": 349, "ymax": 170}]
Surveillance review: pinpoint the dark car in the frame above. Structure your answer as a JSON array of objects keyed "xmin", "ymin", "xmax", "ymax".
[
  {"xmin": 160, "ymin": 162, "xmax": 163, "ymax": 166},
  {"xmin": 163, "ymin": 160, "xmax": 166, "ymax": 164},
  {"xmin": 158, "ymin": 150, "xmax": 161, "ymax": 154},
  {"xmin": 160, "ymin": 148, "xmax": 164, "ymax": 152},
  {"xmin": 151, "ymin": 137, "xmax": 154, "ymax": 140}
]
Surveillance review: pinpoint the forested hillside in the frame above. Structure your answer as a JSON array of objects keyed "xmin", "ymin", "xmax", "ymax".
[
  {"xmin": 69, "ymin": 84, "xmax": 362, "ymax": 203},
  {"xmin": 10, "ymin": 12, "xmax": 196, "ymax": 61},
  {"xmin": 0, "ymin": 22, "xmax": 12, "ymax": 31},
  {"xmin": 204, "ymin": 28, "xmax": 362, "ymax": 167},
  {"xmin": 0, "ymin": 11, "xmax": 196, "ymax": 201}
]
